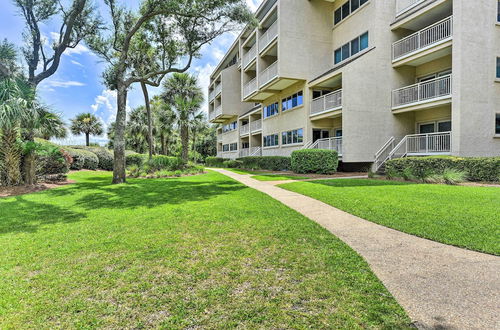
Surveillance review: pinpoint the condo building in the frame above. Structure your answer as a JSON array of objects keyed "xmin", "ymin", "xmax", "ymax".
[{"xmin": 208, "ymin": 0, "xmax": 500, "ymax": 170}]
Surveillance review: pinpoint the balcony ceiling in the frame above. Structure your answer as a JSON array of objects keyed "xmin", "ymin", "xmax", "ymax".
[{"xmin": 394, "ymin": 0, "xmax": 452, "ymax": 31}]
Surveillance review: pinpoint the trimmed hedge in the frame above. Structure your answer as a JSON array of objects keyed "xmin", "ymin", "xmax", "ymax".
[
  {"xmin": 125, "ymin": 153, "xmax": 183, "ymax": 171},
  {"xmin": 291, "ymin": 149, "xmax": 339, "ymax": 174},
  {"xmin": 88, "ymin": 147, "xmax": 114, "ymax": 171},
  {"xmin": 67, "ymin": 148, "xmax": 99, "ymax": 170},
  {"xmin": 126, "ymin": 153, "xmax": 146, "ymax": 167},
  {"xmin": 35, "ymin": 140, "xmax": 71, "ymax": 176},
  {"xmin": 237, "ymin": 156, "xmax": 291, "ymax": 171},
  {"xmin": 385, "ymin": 156, "xmax": 500, "ymax": 182},
  {"xmin": 205, "ymin": 157, "xmax": 225, "ymax": 167},
  {"xmin": 222, "ymin": 160, "xmax": 243, "ymax": 168}
]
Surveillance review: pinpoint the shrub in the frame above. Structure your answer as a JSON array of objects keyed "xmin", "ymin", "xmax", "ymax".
[
  {"xmin": 34, "ymin": 140, "xmax": 71, "ymax": 176},
  {"xmin": 147, "ymin": 155, "xmax": 183, "ymax": 172},
  {"xmin": 237, "ymin": 156, "xmax": 291, "ymax": 171},
  {"xmin": 126, "ymin": 153, "xmax": 146, "ymax": 167},
  {"xmin": 88, "ymin": 147, "xmax": 114, "ymax": 171},
  {"xmin": 442, "ymin": 169, "xmax": 467, "ymax": 185},
  {"xmin": 205, "ymin": 157, "xmax": 225, "ymax": 167},
  {"xmin": 222, "ymin": 160, "xmax": 242, "ymax": 168},
  {"xmin": 291, "ymin": 149, "xmax": 338, "ymax": 174},
  {"xmin": 67, "ymin": 148, "xmax": 99, "ymax": 170},
  {"xmin": 385, "ymin": 156, "xmax": 500, "ymax": 183}
]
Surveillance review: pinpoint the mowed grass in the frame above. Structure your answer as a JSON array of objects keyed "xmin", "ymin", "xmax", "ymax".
[
  {"xmin": 0, "ymin": 171, "xmax": 411, "ymax": 328},
  {"xmin": 251, "ymin": 174, "xmax": 310, "ymax": 181},
  {"xmin": 279, "ymin": 179, "xmax": 500, "ymax": 255}
]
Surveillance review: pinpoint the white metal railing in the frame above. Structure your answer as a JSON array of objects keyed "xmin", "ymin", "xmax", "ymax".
[
  {"xmin": 250, "ymin": 146, "xmax": 262, "ymax": 156},
  {"xmin": 373, "ymin": 137, "xmax": 396, "ymax": 172},
  {"xmin": 259, "ymin": 61, "xmax": 278, "ymax": 88},
  {"xmin": 250, "ymin": 119, "xmax": 262, "ymax": 132},
  {"xmin": 209, "ymin": 90, "xmax": 215, "ymax": 101},
  {"xmin": 239, "ymin": 148, "xmax": 250, "ymax": 158},
  {"xmin": 396, "ymin": 0, "xmax": 425, "ymax": 16},
  {"xmin": 244, "ymin": 78, "xmax": 258, "ymax": 98},
  {"xmin": 217, "ymin": 134, "xmax": 222, "ymax": 141},
  {"xmin": 215, "ymin": 84, "xmax": 222, "ymax": 96},
  {"xmin": 259, "ymin": 21, "xmax": 278, "ymax": 53},
  {"xmin": 242, "ymin": 43, "xmax": 257, "ymax": 69},
  {"xmin": 209, "ymin": 105, "xmax": 222, "ymax": 121},
  {"xmin": 307, "ymin": 137, "xmax": 342, "ymax": 155},
  {"xmin": 240, "ymin": 124, "xmax": 250, "ymax": 136},
  {"xmin": 392, "ymin": 74, "xmax": 452, "ymax": 108},
  {"xmin": 393, "ymin": 16, "xmax": 453, "ymax": 61},
  {"xmin": 311, "ymin": 90, "xmax": 342, "ymax": 116}
]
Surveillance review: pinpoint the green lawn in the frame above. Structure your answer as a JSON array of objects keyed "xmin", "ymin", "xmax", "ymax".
[
  {"xmin": 251, "ymin": 174, "xmax": 310, "ymax": 181},
  {"xmin": 279, "ymin": 179, "xmax": 500, "ymax": 255},
  {"xmin": 0, "ymin": 171, "xmax": 410, "ymax": 328}
]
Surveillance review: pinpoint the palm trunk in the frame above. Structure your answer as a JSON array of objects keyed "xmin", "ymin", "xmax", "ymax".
[
  {"xmin": 112, "ymin": 85, "xmax": 128, "ymax": 184},
  {"xmin": 181, "ymin": 124, "xmax": 189, "ymax": 163},
  {"xmin": 0, "ymin": 128, "xmax": 22, "ymax": 186},
  {"xmin": 23, "ymin": 131, "xmax": 36, "ymax": 185},
  {"xmin": 85, "ymin": 133, "xmax": 90, "ymax": 146},
  {"xmin": 141, "ymin": 82, "xmax": 154, "ymax": 160},
  {"xmin": 160, "ymin": 132, "xmax": 167, "ymax": 155}
]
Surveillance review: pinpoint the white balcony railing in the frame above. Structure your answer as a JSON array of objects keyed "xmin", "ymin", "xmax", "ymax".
[
  {"xmin": 396, "ymin": 0, "xmax": 425, "ymax": 15},
  {"xmin": 259, "ymin": 61, "xmax": 278, "ymax": 88},
  {"xmin": 392, "ymin": 74, "xmax": 452, "ymax": 108},
  {"xmin": 250, "ymin": 119, "xmax": 262, "ymax": 132},
  {"xmin": 240, "ymin": 124, "xmax": 250, "ymax": 136},
  {"xmin": 239, "ymin": 148, "xmax": 250, "ymax": 158},
  {"xmin": 406, "ymin": 131, "xmax": 451, "ymax": 155},
  {"xmin": 259, "ymin": 21, "xmax": 278, "ymax": 53},
  {"xmin": 242, "ymin": 43, "xmax": 257, "ymax": 69},
  {"xmin": 243, "ymin": 78, "xmax": 258, "ymax": 98},
  {"xmin": 217, "ymin": 133, "xmax": 222, "ymax": 141},
  {"xmin": 250, "ymin": 146, "xmax": 262, "ymax": 156},
  {"xmin": 209, "ymin": 105, "xmax": 222, "ymax": 121},
  {"xmin": 215, "ymin": 84, "xmax": 222, "ymax": 96},
  {"xmin": 310, "ymin": 89, "xmax": 342, "ymax": 116},
  {"xmin": 209, "ymin": 90, "xmax": 215, "ymax": 101},
  {"xmin": 393, "ymin": 16, "xmax": 453, "ymax": 61},
  {"xmin": 308, "ymin": 137, "xmax": 342, "ymax": 155}
]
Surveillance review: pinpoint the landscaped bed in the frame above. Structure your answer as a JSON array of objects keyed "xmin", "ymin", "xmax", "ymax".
[
  {"xmin": 0, "ymin": 171, "xmax": 410, "ymax": 328},
  {"xmin": 279, "ymin": 179, "xmax": 500, "ymax": 255}
]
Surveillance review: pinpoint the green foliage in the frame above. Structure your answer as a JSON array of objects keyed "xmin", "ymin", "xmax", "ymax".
[
  {"xmin": 424, "ymin": 169, "xmax": 467, "ymax": 185},
  {"xmin": 34, "ymin": 139, "xmax": 70, "ymax": 176},
  {"xmin": 70, "ymin": 113, "xmax": 104, "ymax": 145},
  {"xmin": 386, "ymin": 156, "xmax": 500, "ymax": 182},
  {"xmin": 205, "ymin": 157, "xmax": 225, "ymax": 167},
  {"xmin": 291, "ymin": 149, "xmax": 338, "ymax": 174},
  {"xmin": 237, "ymin": 156, "xmax": 291, "ymax": 171},
  {"xmin": 87, "ymin": 147, "xmax": 113, "ymax": 171},
  {"xmin": 67, "ymin": 148, "xmax": 99, "ymax": 170},
  {"xmin": 222, "ymin": 160, "xmax": 242, "ymax": 168},
  {"xmin": 146, "ymin": 155, "xmax": 183, "ymax": 172},
  {"xmin": 126, "ymin": 153, "xmax": 146, "ymax": 167}
]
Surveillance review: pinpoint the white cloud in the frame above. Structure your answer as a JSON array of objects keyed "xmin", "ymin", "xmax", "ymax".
[
  {"xmin": 70, "ymin": 60, "xmax": 84, "ymax": 67},
  {"xmin": 49, "ymin": 32, "xmax": 91, "ymax": 56},
  {"xmin": 91, "ymin": 89, "xmax": 132, "ymax": 134},
  {"xmin": 246, "ymin": 0, "xmax": 262, "ymax": 12},
  {"xmin": 44, "ymin": 80, "xmax": 86, "ymax": 88}
]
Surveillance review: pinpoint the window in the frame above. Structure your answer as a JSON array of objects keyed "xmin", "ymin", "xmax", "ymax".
[
  {"xmin": 230, "ymin": 143, "xmax": 238, "ymax": 151},
  {"xmin": 222, "ymin": 121, "xmax": 238, "ymax": 133},
  {"xmin": 242, "ymin": 142, "xmax": 249, "ymax": 149},
  {"xmin": 497, "ymin": 57, "xmax": 500, "ymax": 79},
  {"xmin": 282, "ymin": 129, "xmax": 304, "ymax": 145},
  {"xmin": 313, "ymin": 90, "xmax": 333, "ymax": 99},
  {"xmin": 333, "ymin": 0, "xmax": 369, "ymax": 26},
  {"xmin": 282, "ymin": 91, "xmax": 303, "ymax": 111},
  {"xmin": 496, "ymin": 114, "xmax": 500, "ymax": 135},
  {"xmin": 264, "ymin": 134, "xmax": 279, "ymax": 147},
  {"xmin": 222, "ymin": 144, "xmax": 229, "ymax": 152},
  {"xmin": 263, "ymin": 102, "xmax": 279, "ymax": 118},
  {"xmin": 334, "ymin": 32, "xmax": 369, "ymax": 65},
  {"xmin": 498, "ymin": 0, "xmax": 500, "ymax": 22}
]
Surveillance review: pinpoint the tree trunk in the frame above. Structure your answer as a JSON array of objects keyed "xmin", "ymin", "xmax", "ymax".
[
  {"xmin": 0, "ymin": 128, "xmax": 22, "ymax": 186},
  {"xmin": 181, "ymin": 124, "xmax": 189, "ymax": 163},
  {"xmin": 141, "ymin": 82, "xmax": 154, "ymax": 160},
  {"xmin": 192, "ymin": 133, "xmax": 197, "ymax": 163},
  {"xmin": 112, "ymin": 85, "xmax": 128, "ymax": 184},
  {"xmin": 23, "ymin": 132, "xmax": 36, "ymax": 185},
  {"xmin": 160, "ymin": 133, "xmax": 166, "ymax": 155},
  {"xmin": 85, "ymin": 133, "xmax": 90, "ymax": 146}
]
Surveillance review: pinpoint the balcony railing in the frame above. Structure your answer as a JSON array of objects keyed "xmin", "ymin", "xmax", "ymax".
[
  {"xmin": 239, "ymin": 148, "xmax": 250, "ymax": 158},
  {"xmin": 259, "ymin": 61, "xmax": 278, "ymax": 88},
  {"xmin": 240, "ymin": 124, "xmax": 250, "ymax": 136},
  {"xmin": 215, "ymin": 84, "xmax": 222, "ymax": 96},
  {"xmin": 406, "ymin": 131, "xmax": 451, "ymax": 155},
  {"xmin": 393, "ymin": 16, "xmax": 453, "ymax": 61},
  {"xmin": 259, "ymin": 21, "xmax": 278, "ymax": 53},
  {"xmin": 242, "ymin": 43, "xmax": 257, "ymax": 69},
  {"xmin": 309, "ymin": 137, "xmax": 342, "ymax": 155},
  {"xmin": 217, "ymin": 133, "xmax": 222, "ymax": 141},
  {"xmin": 396, "ymin": 0, "xmax": 425, "ymax": 15},
  {"xmin": 243, "ymin": 78, "xmax": 258, "ymax": 98},
  {"xmin": 209, "ymin": 90, "xmax": 215, "ymax": 101},
  {"xmin": 209, "ymin": 105, "xmax": 222, "ymax": 121},
  {"xmin": 250, "ymin": 146, "xmax": 262, "ymax": 156},
  {"xmin": 392, "ymin": 74, "xmax": 452, "ymax": 108},
  {"xmin": 310, "ymin": 89, "xmax": 342, "ymax": 116},
  {"xmin": 250, "ymin": 119, "xmax": 262, "ymax": 132}
]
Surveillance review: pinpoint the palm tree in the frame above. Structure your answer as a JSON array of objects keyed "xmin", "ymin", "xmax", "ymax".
[
  {"xmin": 190, "ymin": 112, "xmax": 206, "ymax": 163},
  {"xmin": 70, "ymin": 113, "xmax": 104, "ymax": 146},
  {"xmin": 127, "ymin": 106, "xmax": 152, "ymax": 154},
  {"xmin": 162, "ymin": 73, "xmax": 204, "ymax": 162},
  {"xmin": 35, "ymin": 109, "xmax": 67, "ymax": 140},
  {"xmin": 152, "ymin": 96, "xmax": 175, "ymax": 156}
]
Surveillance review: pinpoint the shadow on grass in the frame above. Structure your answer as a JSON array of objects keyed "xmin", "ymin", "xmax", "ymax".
[
  {"xmin": 0, "ymin": 173, "xmax": 245, "ymax": 235},
  {"xmin": 292, "ymin": 178, "xmax": 416, "ymax": 188}
]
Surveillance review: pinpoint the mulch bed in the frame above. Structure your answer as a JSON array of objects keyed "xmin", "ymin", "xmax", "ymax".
[{"xmin": 0, "ymin": 180, "xmax": 75, "ymax": 198}]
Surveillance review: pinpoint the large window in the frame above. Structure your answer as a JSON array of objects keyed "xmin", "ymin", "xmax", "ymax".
[
  {"xmin": 263, "ymin": 134, "xmax": 279, "ymax": 147},
  {"xmin": 498, "ymin": 1, "xmax": 500, "ymax": 22},
  {"xmin": 497, "ymin": 57, "xmax": 500, "ymax": 79},
  {"xmin": 282, "ymin": 91, "xmax": 303, "ymax": 112},
  {"xmin": 496, "ymin": 114, "xmax": 500, "ymax": 135},
  {"xmin": 263, "ymin": 102, "xmax": 279, "ymax": 118},
  {"xmin": 282, "ymin": 129, "xmax": 304, "ymax": 145},
  {"xmin": 334, "ymin": 32, "xmax": 369, "ymax": 65},
  {"xmin": 334, "ymin": 0, "xmax": 369, "ymax": 25},
  {"xmin": 222, "ymin": 121, "xmax": 237, "ymax": 133},
  {"xmin": 222, "ymin": 144, "xmax": 229, "ymax": 152},
  {"xmin": 229, "ymin": 143, "xmax": 238, "ymax": 151}
]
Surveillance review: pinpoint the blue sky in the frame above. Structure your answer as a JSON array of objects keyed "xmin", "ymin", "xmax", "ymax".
[{"xmin": 0, "ymin": 0, "xmax": 262, "ymax": 145}]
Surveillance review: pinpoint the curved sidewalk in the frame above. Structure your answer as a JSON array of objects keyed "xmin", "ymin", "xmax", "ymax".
[{"xmin": 212, "ymin": 168, "xmax": 500, "ymax": 330}]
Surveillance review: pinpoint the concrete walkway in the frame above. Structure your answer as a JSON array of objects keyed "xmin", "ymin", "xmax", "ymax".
[{"xmin": 212, "ymin": 168, "xmax": 500, "ymax": 330}]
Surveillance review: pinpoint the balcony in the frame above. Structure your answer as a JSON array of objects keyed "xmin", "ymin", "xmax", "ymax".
[
  {"xmin": 310, "ymin": 90, "xmax": 342, "ymax": 117},
  {"xmin": 396, "ymin": 0, "xmax": 425, "ymax": 16},
  {"xmin": 242, "ymin": 43, "xmax": 257, "ymax": 70},
  {"xmin": 392, "ymin": 16, "xmax": 453, "ymax": 63},
  {"xmin": 239, "ymin": 148, "xmax": 250, "ymax": 158},
  {"xmin": 392, "ymin": 74, "xmax": 452, "ymax": 110},
  {"xmin": 259, "ymin": 61, "xmax": 278, "ymax": 88},
  {"xmin": 215, "ymin": 84, "xmax": 222, "ymax": 97},
  {"xmin": 259, "ymin": 21, "xmax": 278, "ymax": 54},
  {"xmin": 243, "ymin": 78, "xmax": 258, "ymax": 99},
  {"xmin": 209, "ymin": 105, "xmax": 222, "ymax": 121},
  {"xmin": 250, "ymin": 119, "xmax": 262, "ymax": 132},
  {"xmin": 240, "ymin": 124, "xmax": 250, "ymax": 136},
  {"xmin": 209, "ymin": 90, "xmax": 215, "ymax": 101},
  {"xmin": 307, "ymin": 137, "xmax": 342, "ymax": 156},
  {"xmin": 217, "ymin": 133, "xmax": 222, "ymax": 141},
  {"xmin": 250, "ymin": 146, "xmax": 262, "ymax": 156}
]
